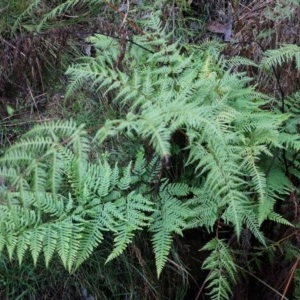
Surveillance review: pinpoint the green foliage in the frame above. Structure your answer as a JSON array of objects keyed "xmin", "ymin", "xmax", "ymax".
[
  {"xmin": 1, "ymin": 10, "xmax": 298, "ymax": 300},
  {"xmin": 265, "ymin": 0, "xmax": 300, "ymax": 21},
  {"xmin": 262, "ymin": 44, "xmax": 300, "ymax": 71},
  {"xmin": 150, "ymin": 181, "xmax": 192, "ymax": 277},
  {"xmin": 202, "ymin": 238, "xmax": 236, "ymax": 300},
  {"xmin": 64, "ymin": 17, "xmax": 295, "ymax": 298},
  {"xmin": 0, "ymin": 121, "xmax": 143, "ymax": 270},
  {"xmin": 12, "ymin": 0, "xmax": 103, "ymax": 33},
  {"xmin": 0, "ymin": 120, "xmax": 194, "ymax": 277}
]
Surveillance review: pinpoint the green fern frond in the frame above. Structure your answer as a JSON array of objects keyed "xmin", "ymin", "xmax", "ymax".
[
  {"xmin": 267, "ymin": 212, "xmax": 293, "ymax": 226},
  {"xmin": 6, "ymin": 233, "xmax": 18, "ymax": 260},
  {"xmin": 30, "ymin": 226, "xmax": 46, "ymax": 266},
  {"xmin": 243, "ymin": 212, "xmax": 266, "ymax": 245},
  {"xmin": 37, "ymin": 0, "xmax": 82, "ymax": 31},
  {"xmin": 164, "ymin": 182, "xmax": 191, "ymax": 196},
  {"xmin": 186, "ymin": 189, "xmax": 219, "ymax": 231},
  {"xmin": 150, "ymin": 182, "xmax": 192, "ymax": 277},
  {"xmin": 145, "ymin": 155, "xmax": 161, "ymax": 183},
  {"xmin": 262, "ymin": 44, "xmax": 300, "ymax": 71},
  {"xmin": 221, "ymin": 191, "xmax": 250, "ymax": 238},
  {"xmin": 106, "ymin": 192, "xmax": 154, "ymax": 263},
  {"xmin": 66, "ymin": 226, "xmax": 82, "ymax": 272},
  {"xmin": 55, "ymin": 220, "xmax": 73, "ymax": 269},
  {"xmin": 11, "ymin": 0, "xmax": 43, "ymax": 34},
  {"xmin": 86, "ymin": 160, "xmax": 112, "ymax": 197},
  {"xmin": 202, "ymin": 238, "xmax": 236, "ymax": 300},
  {"xmin": 16, "ymin": 231, "xmax": 30, "ymax": 265},
  {"xmin": 225, "ymin": 56, "xmax": 259, "ymax": 69},
  {"xmin": 242, "ymin": 148, "xmax": 269, "ymax": 225},
  {"xmin": 33, "ymin": 193, "xmax": 65, "ymax": 216},
  {"xmin": 34, "ymin": 0, "xmax": 103, "ymax": 32},
  {"xmin": 43, "ymin": 224, "xmax": 58, "ymax": 267},
  {"xmin": 266, "ymin": 164, "xmax": 291, "ymax": 199},
  {"xmin": 75, "ymin": 220, "xmax": 103, "ymax": 268},
  {"xmin": 0, "ymin": 120, "xmax": 167, "ymax": 270},
  {"xmin": 118, "ymin": 162, "xmax": 132, "ymax": 190},
  {"xmin": 132, "ymin": 150, "xmax": 146, "ymax": 177}
]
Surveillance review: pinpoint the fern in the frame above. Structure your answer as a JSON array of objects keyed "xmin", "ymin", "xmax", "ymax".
[
  {"xmin": 106, "ymin": 192, "xmax": 154, "ymax": 263},
  {"xmin": 0, "ymin": 121, "xmax": 162, "ymax": 271},
  {"xmin": 0, "ymin": 117, "xmax": 194, "ymax": 277},
  {"xmin": 0, "ymin": 11, "xmax": 297, "ymax": 299},
  {"xmin": 150, "ymin": 181, "xmax": 192, "ymax": 277},
  {"xmin": 262, "ymin": 44, "xmax": 300, "ymax": 71},
  {"xmin": 202, "ymin": 238, "xmax": 236, "ymax": 300},
  {"xmin": 12, "ymin": 0, "xmax": 104, "ymax": 33},
  {"xmin": 63, "ymin": 16, "xmax": 294, "ymax": 297}
]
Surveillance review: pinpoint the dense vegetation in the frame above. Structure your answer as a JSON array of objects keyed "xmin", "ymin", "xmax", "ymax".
[{"xmin": 1, "ymin": 1, "xmax": 300, "ymax": 299}]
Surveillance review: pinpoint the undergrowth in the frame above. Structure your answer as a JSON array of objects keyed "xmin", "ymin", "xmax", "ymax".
[{"xmin": 1, "ymin": 1, "xmax": 300, "ymax": 300}]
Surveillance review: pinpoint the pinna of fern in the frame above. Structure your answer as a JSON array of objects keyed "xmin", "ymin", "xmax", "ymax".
[{"xmin": 261, "ymin": 43, "xmax": 300, "ymax": 71}]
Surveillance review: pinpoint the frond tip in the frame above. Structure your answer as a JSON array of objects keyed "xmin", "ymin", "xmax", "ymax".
[
  {"xmin": 262, "ymin": 44, "xmax": 300, "ymax": 71},
  {"xmin": 202, "ymin": 238, "xmax": 236, "ymax": 300}
]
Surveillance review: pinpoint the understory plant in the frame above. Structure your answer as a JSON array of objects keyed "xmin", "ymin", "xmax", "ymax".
[{"xmin": 1, "ymin": 13, "xmax": 299, "ymax": 300}]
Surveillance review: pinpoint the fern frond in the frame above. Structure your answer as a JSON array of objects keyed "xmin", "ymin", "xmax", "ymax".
[
  {"xmin": 55, "ymin": 220, "xmax": 73, "ymax": 269},
  {"xmin": 43, "ymin": 224, "xmax": 58, "ymax": 267},
  {"xmin": 118, "ymin": 162, "xmax": 132, "ymax": 190},
  {"xmin": 186, "ymin": 193, "xmax": 218, "ymax": 231},
  {"xmin": 145, "ymin": 155, "xmax": 161, "ymax": 183},
  {"xmin": 36, "ymin": 0, "xmax": 103, "ymax": 31},
  {"xmin": 30, "ymin": 226, "xmax": 46, "ymax": 266},
  {"xmin": 66, "ymin": 225, "xmax": 82, "ymax": 272},
  {"xmin": 75, "ymin": 220, "xmax": 103, "ymax": 268},
  {"xmin": 48, "ymin": 150, "xmax": 65, "ymax": 195},
  {"xmin": 267, "ymin": 212, "xmax": 293, "ymax": 226},
  {"xmin": 150, "ymin": 182, "xmax": 192, "ymax": 277},
  {"xmin": 225, "ymin": 56, "xmax": 259, "ymax": 69},
  {"xmin": 221, "ymin": 191, "xmax": 249, "ymax": 238},
  {"xmin": 12, "ymin": 0, "xmax": 43, "ymax": 34},
  {"xmin": 202, "ymin": 238, "xmax": 236, "ymax": 300},
  {"xmin": 262, "ymin": 44, "xmax": 300, "ymax": 71},
  {"xmin": 243, "ymin": 212, "xmax": 265, "ymax": 245},
  {"xmin": 242, "ymin": 148, "xmax": 269, "ymax": 225},
  {"xmin": 106, "ymin": 193, "xmax": 154, "ymax": 263},
  {"xmin": 6, "ymin": 233, "xmax": 18, "ymax": 260},
  {"xmin": 16, "ymin": 231, "xmax": 30, "ymax": 265}
]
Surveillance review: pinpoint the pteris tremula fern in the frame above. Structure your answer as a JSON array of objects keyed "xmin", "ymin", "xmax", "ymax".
[
  {"xmin": 261, "ymin": 44, "xmax": 300, "ymax": 71},
  {"xmin": 0, "ymin": 120, "xmax": 193, "ymax": 276},
  {"xmin": 1, "ymin": 14, "xmax": 298, "ymax": 300},
  {"xmin": 12, "ymin": 0, "xmax": 104, "ymax": 34},
  {"xmin": 64, "ymin": 15, "xmax": 297, "ymax": 299}
]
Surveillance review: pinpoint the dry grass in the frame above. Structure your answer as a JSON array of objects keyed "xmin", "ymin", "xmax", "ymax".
[{"xmin": 225, "ymin": 0, "xmax": 300, "ymax": 96}]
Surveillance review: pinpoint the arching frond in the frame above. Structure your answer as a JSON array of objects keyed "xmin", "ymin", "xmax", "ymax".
[{"xmin": 262, "ymin": 44, "xmax": 300, "ymax": 71}]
